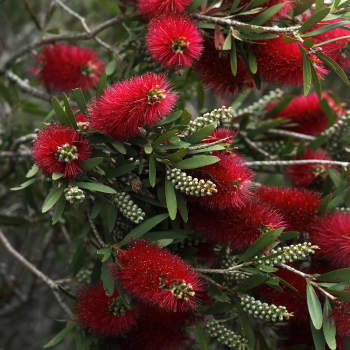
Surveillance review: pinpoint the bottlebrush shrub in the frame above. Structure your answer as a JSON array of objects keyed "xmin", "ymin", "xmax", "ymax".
[
  {"xmin": 6, "ymin": 1, "xmax": 350, "ymax": 349},
  {"xmin": 33, "ymin": 44, "xmax": 104, "ymax": 92}
]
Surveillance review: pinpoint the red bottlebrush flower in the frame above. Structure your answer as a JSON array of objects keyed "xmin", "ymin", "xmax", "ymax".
[
  {"xmin": 286, "ymin": 149, "xmax": 335, "ymax": 188},
  {"xmin": 119, "ymin": 303, "xmax": 193, "ymax": 350},
  {"xmin": 190, "ymin": 151, "xmax": 254, "ymax": 210},
  {"xmin": 331, "ymin": 297, "xmax": 350, "ymax": 338},
  {"xmin": 32, "ymin": 124, "xmax": 90, "ymax": 178},
  {"xmin": 75, "ymin": 113, "xmax": 90, "ymax": 131},
  {"xmin": 195, "ymin": 39, "xmax": 255, "ymax": 95},
  {"xmin": 202, "ymin": 128, "xmax": 237, "ymax": 144},
  {"xmin": 138, "ymin": 0, "xmax": 192, "ymax": 19},
  {"xmin": 310, "ymin": 212, "xmax": 350, "ymax": 268},
  {"xmin": 146, "ymin": 15, "xmax": 203, "ymax": 70},
  {"xmin": 89, "ymin": 73, "xmax": 177, "ymax": 140},
  {"xmin": 116, "ymin": 240, "xmax": 205, "ymax": 312},
  {"xmin": 256, "ymin": 186, "xmax": 321, "ymax": 232},
  {"xmin": 34, "ymin": 44, "xmax": 104, "ymax": 92},
  {"xmin": 76, "ymin": 284, "xmax": 139, "ymax": 337},
  {"xmin": 189, "ymin": 200, "xmax": 285, "ymax": 249},
  {"xmin": 268, "ymin": 92, "xmax": 342, "ymax": 136},
  {"xmin": 253, "ymin": 37, "xmax": 327, "ymax": 85}
]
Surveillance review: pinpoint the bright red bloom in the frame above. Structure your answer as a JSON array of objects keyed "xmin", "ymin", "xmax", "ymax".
[
  {"xmin": 190, "ymin": 151, "xmax": 254, "ymax": 210},
  {"xmin": 286, "ymin": 149, "xmax": 335, "ymax": 188},
  {"xmin": 331, "ymin": 296, "xmax": 350, "ymax": 338},
  {"xmin": 195, "ymin": 40, "xmax": 255, "ymax": 95},
  {"xmin": 310, "ymin": 212, "xmax": 350, "ymax": 268},
  {"xmin": 253, "ymin": 37, "xmax": 327, "ymax": 85},
  {"xmin": 146, "ymin": 15, "xmax": 203, "ymax": 70},
  {"xmin": 202, "ymin": 128, "xmax": 237, "ymax": 144},
  {"xmin": 269, "ymin": 92, "xmax": 342, "ymax": 136},
  {"xmin": 116, "ymin": 240, "xmax": 205, "ymax": 312},
  {"xmin": 189, "ymin": 200, "xmax": 285, "ymax": 249},
  {"xmin": 138, "ymin": 0, "xmax": 192, "ymax": 19},
  {"xmin": 89, "ymin": 73, "xmax": 177, "ymax": 140},
  {"xmin": 76, "ymin": 284, "xmax": 139, "ymax": 337},
  {"xmin": 119, "ymin": 303, "xmax": 193, "ymax": 350},
  {"xmin": 32, "ymin": 124, "xmax": 90, "ymax": 178},
  {"xmin": 256, "ymin": 186, "xmax": 321, "ymax": 232},
  {"xmin": 34, "ymin": 44, "xmax": 104, "ymax": 92}
]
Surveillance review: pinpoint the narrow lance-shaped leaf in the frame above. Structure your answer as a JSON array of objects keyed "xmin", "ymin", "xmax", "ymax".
[
  {"xmin": 165, "ymin": 178, "xmax": 177, "ymax": 220},
  {"xmin": 230, "ymin": 38, "xmax": 238, "ymax": 76},
  {"xmin": 307, "ymin": 281, "xmax": 323, "ymax": 329}
]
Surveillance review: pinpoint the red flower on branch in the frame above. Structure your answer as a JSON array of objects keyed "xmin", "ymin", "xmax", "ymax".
[
  {"xmin": 138, "ymin": 0, "xmax": 192, "ymax": 19},
  {"xmin": 89, "ymin": 73, "xmax": 177, "ymax": 140},
  {"xmin": 116, "ymin": 240, "xmax": 205, "ymax": 312},
  {"xmin": 34, "ymin": 44, "xmax": 104, "ymax": 92},
  {"xmin": 286, "ymin": 149, "xmax": 335, "ymax": 188},
  {"xmin": 310, "ymin": 212, "xmax": 350, "ymax": 268},
  {"xmin": 190, "ymin": 151, "xmax": 254, "ymax": 210},
  {"xmin": 76, "ymin": 284, "xmax": 140, "ymax": 337},
  {"xmin": 146, "ymin": 15, "xmax": 203, "ymax": 69},
  {"xmin": 331, "ymin": 296, "xmax": 350, "ymax": 338},
  {"xmin": 195, "ymin": 39, "xmax": 255, "ymax": 95},
  {"xmin": 256, "ymin": 186, "xmax": 321, "ymax": 231},
  {"xmin": 189, "ymin": 200, "xmax": 284, "ymax": 249},
  {"xmin": 32, "ymin": 124, "xmax": 90, "ymax": 178}
]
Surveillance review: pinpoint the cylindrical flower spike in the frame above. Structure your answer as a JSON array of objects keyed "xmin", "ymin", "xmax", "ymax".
[
  {"xmin": 138, "ymin": 0, "xmax": 192, "ymax": 19},
  {"xmin": 114, "ymin": 191, "xmax": 146, "ymax": 224}
]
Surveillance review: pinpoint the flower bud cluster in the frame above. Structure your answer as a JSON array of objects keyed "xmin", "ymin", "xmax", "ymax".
[
  {"xmin": 205, "ymin": 320, "xmax": 248, "ymax": 349},
  {"xmin": 181, "ymin": 106, "xmax": 233, "ymax": 137},
  {"xmin": 323, "ymin": 111, "xmax": 350, "ymax": 159},
  {"xmin": 65, "ymin": 186, "xmax": 85, "ymax": 204},
  {"xmin": 254, "ymin": 242, "xmax": 316, "ymax": 266},
  {"xmin": 229, "ymin": 89, "xmax": 283, "ymax": 120},
  {"xmin": 114, "ymin": 191, "xmax": 145, "ymax": 224},
  {"xmin": 240, "ymin": 295, "xmax": 292, "ymax": 322},
  {"xmin": 221, "ymin": 255, "xmax": 250, "ymax": 283},
  {"xmin": 166, "ymin": 168, "xmax": 217, "ymax": 196}
]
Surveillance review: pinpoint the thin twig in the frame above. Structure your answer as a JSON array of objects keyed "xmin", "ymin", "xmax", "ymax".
[
  {"xmin": 195, "ymin": 264, "xmax": 248, "ymax": 275},
  {"xmin": 87, "ymin": 211, "xmax": 107, "ymax": 248},
  {"xmin": 197, "ymin": 272, "xmax": 237, "ymax": 296},
  {"xmin": 267, "ymin": 129, "xmax": 315, "ymax": 141},
  {"xmin": 0, "ymin": 229, "xmax": 73, "ymax": 316},
  {"xmin": 192, "ymin": 13, "xmax": 301, "ymax": 34},
  {"xmin": 187, "ymin": 137, "xmax": 231, "ymax": 151},
  {"xmin": 245, "ymin": 159, "xmax": 350, "ymax": 168},
  {"xmin": 241, "ymin": 133, "xmax": 274, "ymax": 159}
]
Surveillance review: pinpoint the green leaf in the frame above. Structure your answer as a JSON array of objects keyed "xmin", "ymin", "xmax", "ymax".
[
  {"xmin": 26, "ymin": 164, "xmax": 39, "ymax": 178},
  {"xmin": 71, "ymin": 88, "xmax": 87, "ymax": 114},
  {"xmin": 97, "ymin": 247, "xmax": 113, "ymax": 263},
  {"xmin": 308, "ymin": 134, "xmax": 329, "ymax": 149},
  {"xmin": 248, "ymin": 50, "xmax": 257, "ymax": 74},
  {"xmin": 119, "ymin": 213, "xmax": 169, "ymax": 246},
  {"xmin": 101, "ymin": 202, "xmax": 117, "ymax": 234},
  {"xmin": 310, "ymin": 61, "xmax": 322, "ymax": 99},
  {"xmin": 177, "ymin": 192, "xmax": 188, "ymax": 223},
  {"xmin": 235, "ymin": 302, "xmax": 255, "ymax": 349},
  {"xmin": 106, "ymin": 60, "xmax": 117, "ymax": 76},
  {"xmin": 307, "ymin": 281, "xmax": 323, "ymax": 329},
  {"xmin": 230, "ymin": 38, "xmax": 238, "ymax": 76},
  {"xmin": 11, "ymin": 178, "xmax": 36, "ymax": 191},
  {"xmin": 52, "ymin": 172, "xmax": 63, "ymax": 180},
  {"xmin": 317, "ymin": 267, "xmax": 350, "ymax": 282},
  {"xmin": 82, "ymin": 157, "xmax": 104, "ymax": 171},
  {"xmin": 299, "ymin": 45, "xmax": 312, "ymax": 96},
  {"xmin": 320, "ymin": 98, "xmax": 338, "ymax": 128},
  {"xmin": 112, "ymin": 140, "xmax": 127, "ymax": 154},
  {"xmin": 52, "ymin": 196, "xmax": 66, "ymax": 225},
  {"xmin": 303, "ymin": 20, "xmax": 350, "ymax": 37},
  {"xmin": 42, "ymin": 186, "xmax": 64, "ymax": 213},
  {"xmin": 156, "ymin": 238, "xmax": 174, "ymax": 247},
  {"xmin": 195, "ymin": 323, "xmax": 209, "ymax": 350},
  {"xmin": 300, "ymin": 7, "xmax": 330, "ymax": 32},
  {"xmin": 76, "ymin": 182, "xmax": 117, "ymax": 194},
  {"xmin": 323, "ymin": 298, "xmax": 336, "ymax": 350},
  {"xmin": 184, "ymin": 123, "xmax": 217, "ymax": 144},
  {"xmin": 62, "ymin": 93, "xmax": 78, "ymax": 128},
  {"xmin": 327, "ymin": 168, "xmax": 342, "ymax": 187},
  {"xmin": 240, "ymin": 227, "xmax": 284, "ymax": 262},
  {"xmin": 109, "ymin": 162, "xmax": 137, "ymax": 177},
  {"xmin": 317, "ymin": 52, "xmax": 350, "ymax": 85},
  {"xmin": 264, "ymin": 95, "xmax": 293, "ymax": 119},
  {"xmin": 223, "ymin": 33, "xmax": 232, "ymax": 50},
  {"xmin": 311, "ymin": 319, "xmax": 326, "ymax": 350},
  {"xmin": 149, "ymin": 155, "xmax": 156, "ymax": 188},
  {"xmin": 157, "ymin": 110, "xmax": 183, "ymax": 126},
  {"xmin": 153, "ymin": 129, "xmax": 178, "ymax": 147},
  {"xmin": 101, "ymin": 258, "xmax": 115, "ymax": 296},
  {"xmin": 52, "ymin": 97, "xmax": 69, "ymax": 126},
  {"xmin": 165, "ymin": 179, "xmax": 177, "ymax": 220},
  {"xmin": 249, "ymin": 3, "xmax": 285, "ymax": 25},
  {"xmin": 143, "ymin": 229, "xmax": 189, "ymax": 241},
  {"xmin": 43, "ymin": 322, "xmax": 75, "ymax": 348},
  {"xmin": 175, "ymin": 155, "xmax": 220, "ymax": 169},
  {"xmin": 237, "ymin": 274, "xmax": 269, "ymax": 292}
]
